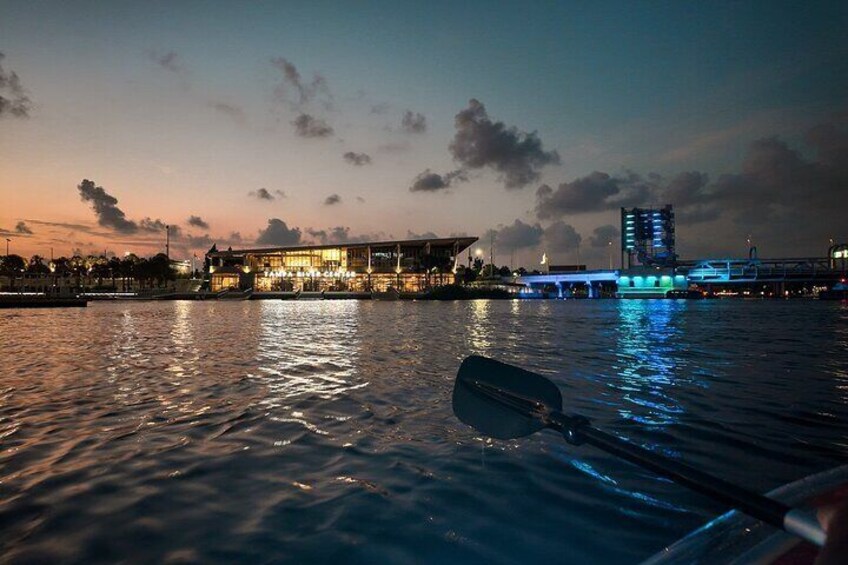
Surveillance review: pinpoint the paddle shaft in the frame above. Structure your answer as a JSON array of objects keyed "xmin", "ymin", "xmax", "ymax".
[{"xmin": 547, "ymin": 412, "xmax": 825, "ymax": 546}]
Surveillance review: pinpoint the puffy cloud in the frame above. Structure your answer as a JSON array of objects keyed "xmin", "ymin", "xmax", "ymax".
[
  {"xmin": 588, "ymin": 225, "xmax": 619, "ymax": 247},
  {"xmin": 292, "ymin": 113, "xmax": 333, "ymax": 138},
  {"xmin": 535, "ymin": 171, "xmax": 653, "ymax": 219},
  {"xmin": 343, "ymin": 151, "xmax": 372, "ymax": 166},
  {"xmin": 77, "ymin": 179, "xmax": 138, "ymax": 234},
  {"xmin": 409, "ymin": 169, "xmax": 467, "ymax": 192},
  {"xmin": 406, "ymin": 230, "xmax": 439, "ymax": 240},
  {"xmin": 187, "ymin": 215, "xmax": 209, "ymax": 229},
  {"xmin": 449, "ymin": 99, "xmax": 559, "ymax": 189},
  {"xmin": 324, "ymin": 194, "xmax": 342, "ymax": 206},
  {"xmin": 249, "ymin": 188, "xmax": 285, "ymax": 201},
  {"xmin": 401, "ymin": 110, "xmax": 427, "ymax": 133},
  {"xmin": 0, "ymin": 52, "xmax": 31, "ymax": 118},
  {"xmin": 270, "ymin": 57, "xmax": 332, "ymax": 111},
  {"xmin": 256, "ymin": 219, "xmax": 302, "ymax": 246},
  {"xmin": 14, "ymin": 221, "xmax": 33, "ymax": 235},
  {"xmin": 544, "ymin": 221, "xmax": 582, "ymax": 250},
  {"xmin": 489, "ymin": 219, "xmax": 544, "ymax": 251},
  {"xmin": 139, "ymin": 218, "xmax": 170, "ymax": 233},
  {"xmin": 306, "ymin": 226, "xmax": 384, "ymax": 245}
]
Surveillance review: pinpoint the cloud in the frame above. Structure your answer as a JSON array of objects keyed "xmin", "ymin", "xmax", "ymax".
[
  {"xmin": 77, "ymin": 179, "xmax": 139, "ymax": 234},
  {"xmin": 449, "ymin": 99, "xmax": 560, "ymax": 189},
  {"xmin": 306, "ymin": 226, "xmax": 385, "ymax": 245},
  {"xmin": 187, "ymin": 215, "xmax": 209, "ymax": 229},
  {"xmin": 209, "ymin": 101, "xmax": 246, "ymax": 124},
  {"xmin": 292, "ymin": 113, "xmax": 333, "ymax": 138},
  {"xmin": 587, "ymin": 225, "xmax": 619, "ymax": 247},
  {"xmin": 343, "ymin": 151, "xmax": 372, "ymax": 166},
  {"xmin": 0, "ymin": 52, "xmax": 31, "ymax": 118},
  {"xmin": 324, "ymin": 194, "xmax": 341, "ymax": 206},
  {"xmin": 356, "ymin": 196, "xmax": 366, "ymax": 203},
  {"xmin": 409, "ymin": 169, "xmax": 468, "ymax": 192},
  {"xmin": 488, "ymin": 219, "xmax": 544, "ymax": 251},
  {"xmin": 138, "ymin": 218, "xmax": 172, "ymax": 234},
  {"xmin": 249, "ymin": 188, "xmax": 286, "ymax": 201},
  {"xmin": 534, "ymin": 171, "xmax": 655, "ymax": 219},
  {"xmin": 14, "ymin": 221, "xmax": 33, "ymax": 235},
  {"xmin": 406, "ymin": 230, "xmax": 439, "ymax": 240},
  {"xmin": 544, "ymin": 221, "xmax": 582, "ymax": 250},
  {"xmin": 270, "ymin": 57, "xmax": 332, "ymax": 111},
  {"xmin": 401, "ymin": 110, "xmax": 427, "ymax": 134},
  {"xmin": 256, "ymin": 219, "xmax": 302, "ymax": 246},
  {"xmin": 149, "ymin": 50, "xmax": 184, "ymax": 73}
]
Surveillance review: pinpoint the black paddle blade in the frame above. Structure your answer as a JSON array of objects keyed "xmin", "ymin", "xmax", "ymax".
[{"xmin": 452, "ymin": 355, "xmax": 563, "ymax": 440}]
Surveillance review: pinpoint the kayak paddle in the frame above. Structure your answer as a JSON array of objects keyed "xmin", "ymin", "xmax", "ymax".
[{"xmin": 452, "ymin": 355, "xmax": 826, "ymax": 547}]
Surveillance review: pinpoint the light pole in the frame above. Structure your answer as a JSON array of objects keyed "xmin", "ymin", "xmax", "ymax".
[
  {"xmin": 5, "ymin": 238, "xmax": 9, "ymax": 256},
  {"xmin": 608, "ymin": 241, "xmax": 613, "ymax": 270}
]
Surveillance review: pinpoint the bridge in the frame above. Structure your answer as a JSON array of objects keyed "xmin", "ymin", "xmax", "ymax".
[
  {"xmin": 679, "ymin": 257, "xmax": 843, "ymax": 284},
  {"xmin": 516, "ymin": 270, "xmax": 619, "ymax": 298}
]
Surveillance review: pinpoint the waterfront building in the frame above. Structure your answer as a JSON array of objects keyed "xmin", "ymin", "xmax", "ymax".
[{"xmin": 205, "ymin": 237, "xmax": 478, "ymax": 293}]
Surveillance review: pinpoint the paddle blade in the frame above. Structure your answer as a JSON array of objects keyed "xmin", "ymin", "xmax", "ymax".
[{"xmin": 452, "ymin": 355, "xmax": 563, "ymax": 440}]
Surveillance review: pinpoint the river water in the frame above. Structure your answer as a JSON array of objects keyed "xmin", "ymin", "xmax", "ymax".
[{"xmin": 1, "ymin": 300, "xmax": 847, "ymax": 563}]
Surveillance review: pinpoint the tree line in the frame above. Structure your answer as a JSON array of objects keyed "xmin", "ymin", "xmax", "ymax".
[{"xmin": 0, "ymin": 253, "xmax": 180, "ymax": 290}]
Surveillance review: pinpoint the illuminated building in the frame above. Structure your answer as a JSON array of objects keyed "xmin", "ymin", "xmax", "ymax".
[
  {"xmin": 206, "ymin": 237, "xmax": 478, "ymax": 293},
  {"xmin": 621, "ymin": 206, "xmax": 676, "ymax": 268}
]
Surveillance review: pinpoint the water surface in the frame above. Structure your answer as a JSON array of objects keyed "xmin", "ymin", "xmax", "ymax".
[{"xmin": 1, "ymin": 300, "xmax": 847, "ymax": 563}]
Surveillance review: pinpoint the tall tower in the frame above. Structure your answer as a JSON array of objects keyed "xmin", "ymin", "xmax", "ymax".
[{"xmin": 621, "ymin": 205, "xmax": 676, "ymax": 268}]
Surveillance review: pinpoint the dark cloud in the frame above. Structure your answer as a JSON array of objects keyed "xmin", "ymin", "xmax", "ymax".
[
  {"xmin": 183, "ymin": 233, "xmax": 214, "ymax": 249},
  {"xmin": 324, "ymin": 194, "xmax": 342, "ymax": 206},
  {"xmin": 14, "ymin": 221, "xmax": 33, "ymax": 235},
  {"xmin": 356, "ymin": 196, "xmax": 366, "ymax": 203},
  {"xmin": 139, "ymin": 218, "xmax": 170, "ymax": 233},
  {"xmin": 488, "ymin": 219, "xmax": 544, "ymax": 251},
  {"xmin": 187, "ymin": 215, "xmax": 209, "ymax": 229},
  {"xmin": 77, "ymin": 179, "xmax": 139, "ymax": 234},
  {"xmin": 249, "ymin": 188, "xmax": 285, "ymax": 201},
  {"xmin": 409, "ymin": 169, "xmax": 468, "ymax": 193},
  {"xmin": 209, "ymin": 101, "xmax": 246, "ymax": 124},
  {"xmin": 306, "ymin": 226, "xmax": 382, "ymax": 245},
  {"xmin": 449, "ymin": 99, "xmax": 559, "ymax": 189},
  {"xmin": 588, "ymin": 225, "xmax": 619, "ymax": 248},
  {"xmin": 149, "ymin": 50, "xmax": 184, "ymax": 73},
  {"xmin": 535, "ymin": 171, "xmax": 652, "ymax": 219},
  {"xmin": 292, "ymin": 113, "xmax": 334, "ymax": 138},
  {"xmin": 401, "ymin": 110, "xmax": 427, "ymax": 134},
  {"xmin": 256, "ymin": 219, "xmax": 302, "ymax": 246},
  {"xmin": 0, "ymin": 52, "xmax": 31, "ymax": 118},
  {"xmin": 270, "ymin": 57, "xmax": 332, "ymax": 111},
  {"xmin": 406, "ymin": 230, "xmax": 439, "ymax": 240},
  {"xmin": 343, "ymin": 152, "xmax": 372, "ymax": 166},
  {"xmin": 544, "ymin": 221, "xmax": 582, "ymax": 250}
]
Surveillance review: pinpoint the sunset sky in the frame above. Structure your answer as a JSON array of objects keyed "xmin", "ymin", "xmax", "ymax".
[{"xmin": 1, "ymin": 1, "xmax": 846, "ymax": 267}]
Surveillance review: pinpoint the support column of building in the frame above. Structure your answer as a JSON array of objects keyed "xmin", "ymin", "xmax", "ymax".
[
  {"xmin": 586, "ymin": 281, "xmax": 596, "ymax": 299},
  {"xmin": 396, "ymin": 244, "xmax": 402, "ymax": 290},
  {"xmin": 556, "ymin": 282, "xmax": 563, "ymax": 299},
  {"xmin": 366, "ymin": 246, "xmax": 372, "ymax": 292}
]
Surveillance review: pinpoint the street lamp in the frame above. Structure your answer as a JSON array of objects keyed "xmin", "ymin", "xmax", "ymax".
[
  {"xmin": 608, "ymin": 241, "xmax": 613, "ymax": 270},
  {"xmin": 5, "ymin": 238, "xmax": 9, "ymax": 256}
]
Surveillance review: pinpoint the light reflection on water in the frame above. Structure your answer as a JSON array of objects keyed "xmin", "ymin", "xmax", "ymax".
[{"xmin": 0, "ymin": 300, "xmax": 846, "ymax": 564}]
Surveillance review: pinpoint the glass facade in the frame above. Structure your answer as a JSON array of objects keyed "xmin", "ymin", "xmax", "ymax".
[{"xmin": 208, "ymin": 237, "xmax": 477, "ymax": 293}]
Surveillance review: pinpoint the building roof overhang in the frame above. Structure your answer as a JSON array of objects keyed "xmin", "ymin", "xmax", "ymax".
[{"xmin": 207, "ymin": 236, "xmax": 479, "ymax": 258}]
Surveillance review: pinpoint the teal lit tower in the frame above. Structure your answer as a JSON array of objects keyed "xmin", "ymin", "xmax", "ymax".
[{"xmin": 621, "ymin": 205, "xmax": 676, "ymax": 268}]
